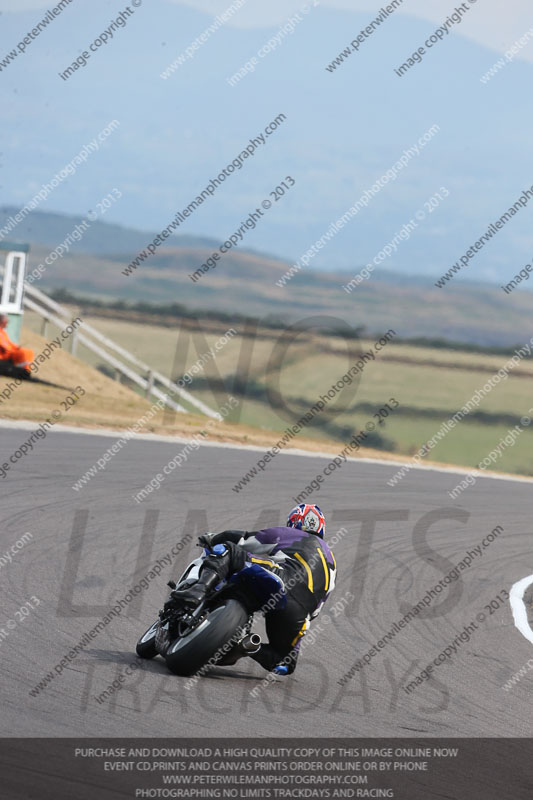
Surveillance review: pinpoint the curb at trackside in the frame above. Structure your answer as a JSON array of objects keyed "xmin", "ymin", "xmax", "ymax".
[{"xmin": 1, "ymin": 418, "xmax": 533, "ymax": 485}]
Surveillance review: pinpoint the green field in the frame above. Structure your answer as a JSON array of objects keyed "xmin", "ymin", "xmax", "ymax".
[{"xmin": 22, "ymin": 310, "xmax": 533, "ymax": 476}]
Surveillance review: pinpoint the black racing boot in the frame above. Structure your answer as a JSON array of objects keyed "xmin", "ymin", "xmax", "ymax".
[
  {"xmin": 170, "ymin": 568, "xmax": 220, "ymax": 609},
  {"xmin": 171, "ymin": 543, "xmax": 244, "ymax": 609}
]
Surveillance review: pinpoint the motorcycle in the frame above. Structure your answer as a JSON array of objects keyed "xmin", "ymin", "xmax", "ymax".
[{"xmin": 136, "ymin": 544, "xmax": 286, "ymax": 676}]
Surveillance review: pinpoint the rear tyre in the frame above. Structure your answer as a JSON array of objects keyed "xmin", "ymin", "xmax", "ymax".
[
  {"xmin": 136, "ymin": 621, "xmax": 159, "ymax": 659},
  {"xmin": 165, "ymin": 599, "xmax": 248, "ymax": 676}
]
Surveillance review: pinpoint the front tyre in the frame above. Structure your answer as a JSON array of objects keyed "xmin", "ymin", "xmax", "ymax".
[
  {"xmin": 165, "ymin": 599, "xmax": 248, "ymax": 676},
  {"xmin": 136, "ymin": 620, "xmax": 159, "ymax": 659}
]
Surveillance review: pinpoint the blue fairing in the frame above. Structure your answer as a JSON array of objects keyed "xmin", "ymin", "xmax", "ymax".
[{"xmin": 229, "ymin": 562, "xmax": 287, "ymax": 610}]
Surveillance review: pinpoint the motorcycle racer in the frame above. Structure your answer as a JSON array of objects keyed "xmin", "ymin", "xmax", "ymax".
[{"xmin": 171, "ymin": 504, "xmax": 336, "ymax": 675}]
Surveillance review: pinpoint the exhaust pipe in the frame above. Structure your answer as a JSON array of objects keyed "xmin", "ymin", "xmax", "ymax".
[{"xmin": 240, "ymin": 633, "xmax": 261, "ymax": 654}]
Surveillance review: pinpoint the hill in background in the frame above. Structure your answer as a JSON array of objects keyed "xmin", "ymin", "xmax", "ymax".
[{"xmin": 6, "ymin": 207, "xmax": 533, "ymax": 348}]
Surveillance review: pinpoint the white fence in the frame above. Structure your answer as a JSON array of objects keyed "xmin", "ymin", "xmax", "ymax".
[{"xmin": 22, "ymin": 282, "xmax": 219, "ymax": 418}]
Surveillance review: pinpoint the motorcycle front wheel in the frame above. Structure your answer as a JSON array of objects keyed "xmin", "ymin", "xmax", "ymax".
[{"xmin": 135, "ymin": 620, "xmax": 159, "ymax": 659}]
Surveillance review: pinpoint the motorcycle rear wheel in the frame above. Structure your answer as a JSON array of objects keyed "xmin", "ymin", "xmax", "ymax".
[{"xmin": 165, "ymin": 599, "xmax": 249, "ymax": 676}]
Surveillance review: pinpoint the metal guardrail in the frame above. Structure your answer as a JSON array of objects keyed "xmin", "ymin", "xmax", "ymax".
[{"xmin": 21, "ymin": 282, "xmax": 220, "ymax": 419}]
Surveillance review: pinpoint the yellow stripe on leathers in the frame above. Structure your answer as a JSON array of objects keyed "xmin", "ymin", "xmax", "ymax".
[
  {"xmin": 250, "ymin": 556, "xmax": 279, "ymax": 569},
  {"xmin": 317, "ymin": 547, "xmax": 329, "ymax": 592},
  {"xmin": 294, "ymin": 552, "xmax": 313, "ymax": 592},
  {"xmin": 291, "ymin": 618, "xmax": 309, "ymax": 647}
]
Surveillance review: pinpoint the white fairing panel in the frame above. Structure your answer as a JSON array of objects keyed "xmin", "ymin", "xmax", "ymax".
[{"xmin": 175, "ymin": 557, "xmax": 203, "ymax": 586}]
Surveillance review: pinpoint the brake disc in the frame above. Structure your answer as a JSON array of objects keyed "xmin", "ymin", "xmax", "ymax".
[{"xmin": 154, "ymin": 623, "xmax": 170, "ymax": 655}]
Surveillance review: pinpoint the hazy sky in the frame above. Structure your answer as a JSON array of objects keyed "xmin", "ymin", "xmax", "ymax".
[{"xmin": 2, "ymin": 0, "xmax": 533, "ymax": 60}]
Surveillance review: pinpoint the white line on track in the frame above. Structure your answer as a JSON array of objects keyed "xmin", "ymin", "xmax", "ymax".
[
  {"xmin": 1, "ymin": 418, "xmax": 533, "ymax": 485},
  {"xmin": 510, "ymin": 575, "xmax": 533, "ymax": 646}
]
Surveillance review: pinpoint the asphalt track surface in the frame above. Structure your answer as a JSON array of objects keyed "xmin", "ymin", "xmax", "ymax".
[{"xmin": 1, "ymin": 423, "xmax": 533, "ymax": 738}]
